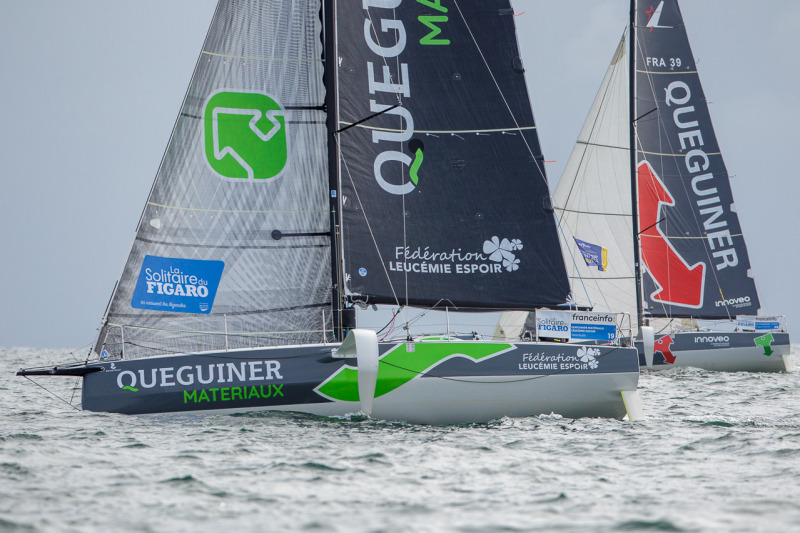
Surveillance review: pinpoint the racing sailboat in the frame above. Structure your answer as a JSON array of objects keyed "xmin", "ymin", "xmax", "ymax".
[
  {"xmin": 17, "ymin": 1, "xmax": 643, "ymax": 422},
  {"xmin": 548, "ymin": 0, "xmax": 791, "ymax": 372}
]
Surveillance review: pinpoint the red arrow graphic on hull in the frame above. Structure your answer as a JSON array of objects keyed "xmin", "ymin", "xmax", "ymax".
[
  {"xmin": 637, "ymin": 161, "xmax": 705, "ymax": 308},
  {"xmin": 654, "ymin": 334, "xmax": 676, "ymax": 364}
]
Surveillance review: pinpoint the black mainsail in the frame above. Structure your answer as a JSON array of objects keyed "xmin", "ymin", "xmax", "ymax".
[{"xmin": 336, "ymin": 1, "xmax": 570, "ymax": 310}]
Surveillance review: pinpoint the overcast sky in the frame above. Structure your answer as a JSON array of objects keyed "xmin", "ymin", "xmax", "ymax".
[{"xmin": 1, "ymin": 1, "xmax": 798, "ymax": 348}]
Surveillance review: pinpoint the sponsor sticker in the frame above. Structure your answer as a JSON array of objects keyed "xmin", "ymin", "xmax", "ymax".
[
  {"xmin": 737, "ymin": 315, "xmax": 782, "ymax": 332},
  {"xmin": 387, "ymin": 237, "xmax": 523, "ymax": 277},
  {"xmin": 519, "ymin": 346, "xmax": 601, "ymax": 371},
  {"xmin": 131, "ymin": 256, "xmax": 224, "ymax": 314},
  {"xmin": 535, "ymin": 310, "xmax": 618, "ymax": 342}
]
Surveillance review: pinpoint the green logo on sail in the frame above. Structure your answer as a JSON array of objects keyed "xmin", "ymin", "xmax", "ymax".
[{"xmin": 203, "ymin": 91, "xmax": 288, "ymax": 180}]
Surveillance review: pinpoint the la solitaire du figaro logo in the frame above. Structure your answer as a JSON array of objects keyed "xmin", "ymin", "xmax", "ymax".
[{"xmin": 203, "ymin": 90, "xmax": 288, "ymax": 180}]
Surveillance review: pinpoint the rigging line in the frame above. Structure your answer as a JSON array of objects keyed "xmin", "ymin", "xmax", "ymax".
[
  {"xmin": 636, "ymin": 68, "xmax": 698, "ymax": 75},
  {"xmin": 190, "ymin": 347, "xmax": 338, "ymax": 362},
  {"xmin": 22, "ymin": 376, "xmax": 81, "ymax": 411},
  {"xmin": 107, "ymin": 324, "xmax": 330, "ymax": 336},
  {"xmin": 115, "ymin": 332, "xmax": 334, "ymax": 358},
  {"xmin": 638, "ymin": 216, "xmax": 667, "ymax": 235},
  {"xmin": 638, "ymin": 149, "xmax": 722, "ymax": 158},
  {"xmin": 333, "ymin": 104, "xmax": 400, "ymax": 135},
  {"xmin": 403, "ymin": 300, "xmax": 459, "ymax": 338},
  {"xmin": 634, "ymin": 106, "xmax": 658, "ymax": 123},
  {"xmin": 338, "ymin": 124, "xmax": 538, "ymax": 134},
  {"xmin": 335, "ymin": 139, "xmax": 403, "ymax": 310},
  {"xmin": 377, "ymin": 308, "xmax": 400, "ymax": 337},
  {"xmin": 574, "ymin": 139, "xmax": 627, "ymax": 151},
  {"xmin": 69, "ymin": 375, "xmax": 80, "ymax": 405},
  {"xmin": 640, "ymin": 233, "xmax": 744, "ymax": 240},
  {"xmin": 402, "ymin": 150, "xmax": 409, "ymax": 315},
  {"xmin": 146, "ymin": 201, "xmax": 326, "ymax": 214},
  {"xmin": 135, "ymin": 237, "xmax": 328, "ymax": 251},
  {"xmin": 451, "ymin": 0, "xmax": 549, "ymax": 187},
  {"xmin": 633, "ymin": 34, "xmax": 675, "ymax": 322},
  {"xmin": 557, "ymin": 207, "xmax": 629, "ymax": 217},
  {"xmin": 569, "ymin": 276, "xmax": 635, "ymax": 281},
  {"xmin": 200, "ymin": 50, "xmax": 324, "ymax": 62},
  {"xmin": 68, "ymin": 343, "xmax": 94, "ymax": 404},
  {"xmin": 108, "ymin": 302, "xmax": 329, "ymax": 320}
]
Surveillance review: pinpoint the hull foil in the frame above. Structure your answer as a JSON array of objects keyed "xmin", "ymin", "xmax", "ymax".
[
  {"xmin": 78, "ymin": 339, "xmax": 641, "ymax": 424},
  {"xmin": 637, "ymin": 332, "xmax": 792, "ymax": 373}
]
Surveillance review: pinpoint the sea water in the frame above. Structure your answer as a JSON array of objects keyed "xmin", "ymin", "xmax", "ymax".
[{"xmin": 2, "ymin": 346, "xmax": 799, "ymax": 532}]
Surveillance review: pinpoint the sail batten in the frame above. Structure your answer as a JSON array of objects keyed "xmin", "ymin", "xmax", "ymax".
[{"xmin": 337, "ymin": 124, "xmax": 538, "ymax": 134}]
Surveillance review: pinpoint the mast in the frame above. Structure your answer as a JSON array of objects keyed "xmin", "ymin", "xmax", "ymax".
[
  {"xmin": 629, "ymin": 0, "xmax": 644, "ymax": 329},
  {"xmin": 324, "ymin": 0, "xmax": 345, "ymax": 342}
]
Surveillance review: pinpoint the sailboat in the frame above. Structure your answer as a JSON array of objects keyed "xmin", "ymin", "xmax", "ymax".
[
  {"xmin": 540, "ymin": 0, "xmax": 791, "ymax": 372},
  {"xmin": 16, "ymin": 1, "xmax": 643, "ymax": 423}
]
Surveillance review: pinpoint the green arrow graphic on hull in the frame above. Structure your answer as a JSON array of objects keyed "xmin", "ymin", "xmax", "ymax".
[
  {"xmin": 317, "ymin": 343, "xmax": 513, "ymax": 402},
  {"xmin": 754, "ymin": 333, "xmax": 774, "ymax": 356}
]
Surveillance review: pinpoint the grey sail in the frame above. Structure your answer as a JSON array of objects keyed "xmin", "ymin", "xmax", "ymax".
[{"xmin": 95, "ymin": 1, "xmax": 333, "ymax": 359}]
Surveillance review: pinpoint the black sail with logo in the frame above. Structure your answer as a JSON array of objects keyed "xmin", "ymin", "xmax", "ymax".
[
  {"xmin": 335, "ymin": 1, "xmax": 569, "ymax": 309},
  {"xmin": 634, "ymin": 0, "xmax": 759, "ymax": 318}
]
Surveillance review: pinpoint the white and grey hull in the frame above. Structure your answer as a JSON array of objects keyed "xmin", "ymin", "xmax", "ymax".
[
  {"xmin": 637, "ymin": 331, "xmax": 792, "ymax": 372},
  {"xmin": 71, "ymin": 338, "xmax": 642, "ymax": 424}
]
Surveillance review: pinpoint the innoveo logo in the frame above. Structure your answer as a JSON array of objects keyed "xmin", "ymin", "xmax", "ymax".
[
  {"xmin": 715, "ymin": 296, "xmax": 752, "ymax": 308},
  {"xmin": 203, "ymin": 90, "xmax": 288, "ymax": 180},
  {"xmin": 694, "ymin": 335, "xmax": 729, "ymax": 344}
]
